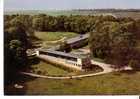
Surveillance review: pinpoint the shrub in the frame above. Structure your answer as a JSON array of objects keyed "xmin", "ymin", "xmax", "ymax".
[{"xmin": 129, "ymin": 60, "xmax": 140, "ymax": 70}]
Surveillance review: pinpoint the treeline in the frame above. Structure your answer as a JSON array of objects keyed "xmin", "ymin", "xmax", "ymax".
[
  {"xmin": 74, "ymin": 9, "xmax": 140, "ymax": 12},
  {"xmin": 5, "ymin": 14, "xmax": 140, "ymax": 34},
  {"xmin": 89, "ymin": 18, "xmax": 140, "ymax": 69},
  {"xmin": 5, "ymin": 14, "xmax": 95, "ymax": 33}
]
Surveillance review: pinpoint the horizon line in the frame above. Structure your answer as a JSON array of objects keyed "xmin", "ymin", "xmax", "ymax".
[{"xmin": 4, "ymin": 8, "xmax": 140, "ymax": 12}]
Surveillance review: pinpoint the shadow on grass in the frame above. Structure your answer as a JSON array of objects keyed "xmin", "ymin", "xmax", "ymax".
[
  {"xmin": 30, "ymin": 36, "xmax": 42, "ymax": 41},
  {"xmin": 28, "ymin": 57, "xmax": 41, "ymax": 66},
  {"xmin": 119, "ymin": 70, "xmax": 137, "ymax": 74},
  {"xmin": 112, "ymin": 70, "xmax": 138, "ymax": 76},
  {"xmin": 4, "ymin": 57, "xmax": 39, "ymax": 95},
  {"xmin": 4, "ymin": 74, "xmax": 37, "ymax": 95}
]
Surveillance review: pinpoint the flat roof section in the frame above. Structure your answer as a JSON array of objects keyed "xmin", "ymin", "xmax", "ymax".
[
  {"xmin": 39, "ymin": 49, "xmax": 87, "ymax": 59},
  {"xmin": 67, "ymin": 33, "xmax": 89, "ymax": 44}
]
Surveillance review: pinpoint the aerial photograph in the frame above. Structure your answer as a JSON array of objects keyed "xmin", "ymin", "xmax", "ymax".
[{"xmin": 4, "ymin": 0, "xmax": 140, "ymax": 95}]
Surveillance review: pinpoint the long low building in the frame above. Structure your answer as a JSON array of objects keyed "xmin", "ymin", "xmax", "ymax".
[
  {"xmin": 33, "ymin": 33, "xmax": 92, "ymax": 71},
  {"xmin": 48, "ymin": 33, "xmax": 89, "ymax": 51},
  {"xmin": 37, "ymin": 49, "xmax": 92, "ymax": 70},
  {"xmin": 67, "ymin": 33, "xmax": 89, "ymax": 44}
]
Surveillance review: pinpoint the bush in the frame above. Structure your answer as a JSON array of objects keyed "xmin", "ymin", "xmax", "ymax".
[
  {"xmin": 129, "ymin": 60, "xmax": 140, "ymax": 70},
  {"xmin": 37, "ymin": 70, "xmax": 42, "ymax": 75}
]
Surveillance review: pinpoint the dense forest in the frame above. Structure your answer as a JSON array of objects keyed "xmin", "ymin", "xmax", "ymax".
[{"xmin": 4, "ymin": 14, "xmax": 140, "ymax": 85}]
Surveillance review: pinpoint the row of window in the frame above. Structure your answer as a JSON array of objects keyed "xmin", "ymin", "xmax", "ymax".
[
  {"xmin": 40, "ymin": 51, "xmax": 83, "ymax": 68},
  {"xmin": 40, "ymin": 51, "xmax": 77, "ymax": 62},
  {"xmin": 66, "ymin": 61, "xmax": 82, "ymax": 67}
]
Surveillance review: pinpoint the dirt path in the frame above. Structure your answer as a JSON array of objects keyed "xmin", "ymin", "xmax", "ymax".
[
  {"xmin": 91, "ymin": 60, "xmax": 113, "ymax": 73},
  {"xmin": 91, "ymin": 60, "xmax": 132, "ymax": 72},
  {"xmin": 20, "ymin": 70, "xmax": 111, "ymax": 80},
  {"xmin": 45, "ymin": 37, "xmax": 66, "ymax": 43}
]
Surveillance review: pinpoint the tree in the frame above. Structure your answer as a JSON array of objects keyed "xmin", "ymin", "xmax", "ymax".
[
  {"xmin": 4, "ymin": 39, "xmax": 28, "ymax": 85},
  {"xmin": 32, "ymin": 16, "xmax": 45, "ymax": 31},
  {"xmin": 4, "ymin": 19, "xmax": 29, "ymax": 85},
  {"xmin": 89, "ymin": 21, "xmax": 139, "ymax": 69},
  {"xmin": 9, "ymin": 40, "xmax": 27, "ymax": 68}
]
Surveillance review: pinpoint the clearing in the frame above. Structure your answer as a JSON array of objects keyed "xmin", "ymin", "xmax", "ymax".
[{"xmin": 33, "ymin": 31, "xmax": 78, "ymax": 48}]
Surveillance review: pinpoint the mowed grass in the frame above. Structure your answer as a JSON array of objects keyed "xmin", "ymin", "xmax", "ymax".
[
  {"xmin": 34, "ymin": 31, "xmax": 78, "ymax": 41},
  {"xmin": 34, "ymin": 31, "xmax": 78, "ymax": 48},
  {"xmin": 30, "ymin": 60, "xmax": 103, "ymax": 77},
  {"xmin": 31, "ymin": 61, "xmax": 69, "ymax": 76},
  {"xmin": 24, "ymin": 71, "xmax": 140, "ymax": 95}
]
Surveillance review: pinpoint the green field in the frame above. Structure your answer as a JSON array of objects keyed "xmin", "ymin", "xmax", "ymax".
[
  {"xmin": 34, "ymin": 31, "xmax": 78, "ymax": 48},
  {"xmin": 19, "ymin": 71, "xmax": 140, "ymax": 95},
  {"xmin": 35, "ymin": 31, "xmax": 78, "ymax": 41},
  {"xmin": 30, "ymin": 61, "xmax": 69, "ymax": 76},
  {"xmin": 30, "ymin": 60, "xmax": 102, "ymax": 76}
]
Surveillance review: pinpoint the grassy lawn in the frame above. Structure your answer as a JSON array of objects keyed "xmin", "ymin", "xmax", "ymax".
[
  {"xmin": 21, "ymin": 70, "xmax": 140, "ymax": 95},
  {"xmin": 34, "ymin": 31, "xmax": 78, "ymax": 41},
  {"xmin": 31, "ymin": 61, "xmax": 69, "ymax": 76},
  {"xmin": 33, "ymin": 31, "xmax": 78, "ymax": 48},
  {"xmin": 92, "ymin": 57, "xmax": 105, "ymax": 63},
  {"xmin": 30, "ymin": 60, "xmax": 103, "ymax": 76}
]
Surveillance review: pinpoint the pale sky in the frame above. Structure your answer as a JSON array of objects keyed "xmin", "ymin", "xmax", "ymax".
[{"xmin": 4, "ymin": 0, "xmax": 140, "ymax": 11}]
